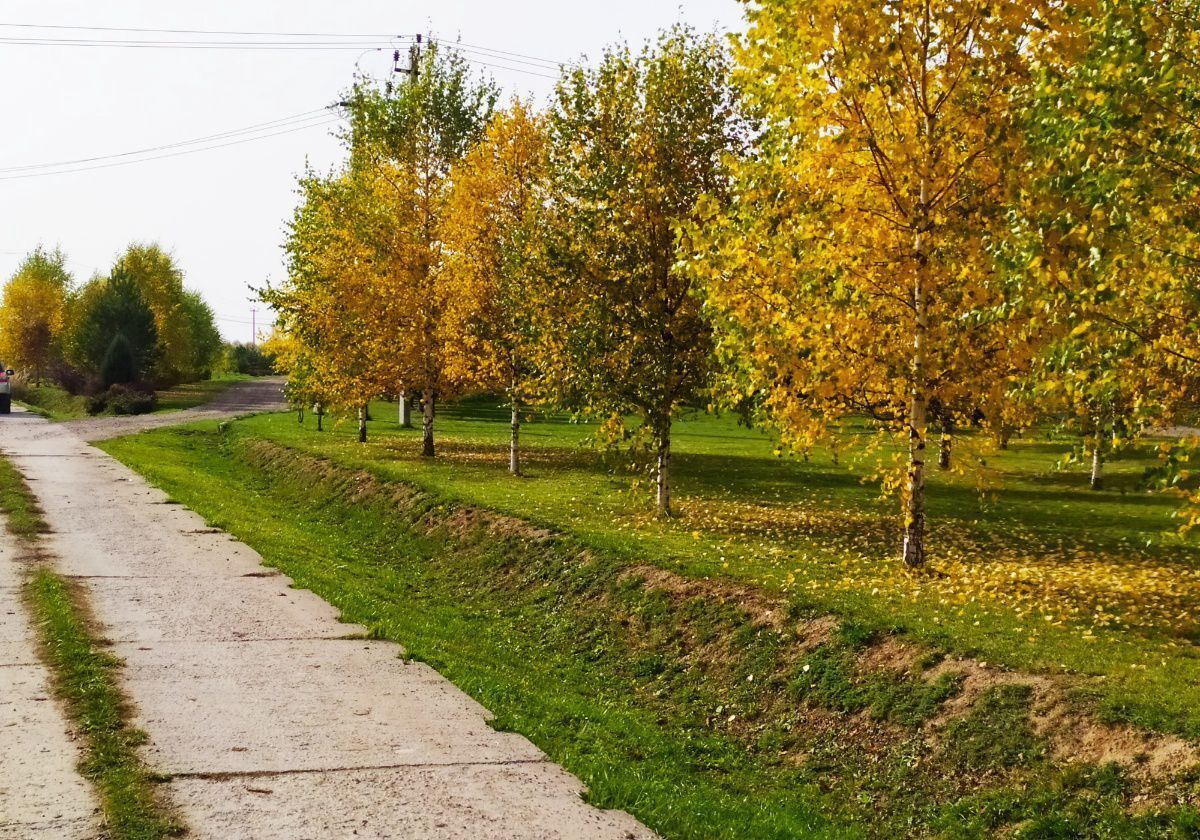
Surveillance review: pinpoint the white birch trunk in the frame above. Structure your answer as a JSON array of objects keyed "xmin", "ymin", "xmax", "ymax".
[
  {"xmin": 902, "ymin": 79, "xmax": 933, "ymax": 569},
  {"xmin": 399, "ymin": 391, "xmax": 412, "ymax": 428}
]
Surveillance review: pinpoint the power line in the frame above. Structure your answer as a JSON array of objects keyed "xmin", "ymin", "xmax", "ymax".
[
  {"xmin": 0, "ymin": 109, "xmax": 333, "ymax": 173},
  {"xmin": 0, "ymin": 37, "xmax": 396, "ymax": 51},
  {"xmin": 0, "ymin": 22, "xmax": 397, "ymax": 38},
  {"xmin": 448, "ymin": 39, "xmax": 574, "ymax": 69},
  {"xmin": 0, "ymin": 26, "xmax": 575, "ymax": 68},
  {"xmin": 449, "ymin": 53, "xmax": 560, "ymax": 80},
  {"xmin": 0, "ymin": 37, "xmax": 570, "ymax": 78},
  {"xmin": 0, "ymin": 118, "xmax": 340, "ymax": 181}
]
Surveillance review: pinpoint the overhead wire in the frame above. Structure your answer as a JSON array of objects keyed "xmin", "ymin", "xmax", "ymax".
[
  {"xmin": 0, "ymin": 109, "xmax": 334, "ymax": 173},
  {"xmin": 0, "ymin": 22, "xmax": 397, "ymax": 38},
  {"xmin": 0, "ymin": 118, "xmax": 340, "ymax": 181},
  {"xmin": 0, "ymin": 27, "xmax": 582, "ymax": 179},
  {"xmin": 0, "ymin": 24, "xmax": 575, "ymax": 68}
]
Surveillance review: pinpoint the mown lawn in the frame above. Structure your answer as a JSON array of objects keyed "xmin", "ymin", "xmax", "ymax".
[{"xmin": 132, "ymin": 398, "xmax": 1200, "ymax": 739}]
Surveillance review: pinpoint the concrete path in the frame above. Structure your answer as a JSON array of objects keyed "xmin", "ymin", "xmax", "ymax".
[
  {"xmin": 0, "ymin": 406, "xmax": 653, "ymax": 839},
  {"xmin": 60, "ymin": 377, "xmax": 288, "ymax": 442},
  {"xmin": 0, "ymin": 542, "xmax": 101, "ymax": 839}
]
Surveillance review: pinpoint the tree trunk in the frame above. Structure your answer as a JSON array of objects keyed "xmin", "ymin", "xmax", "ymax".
[
  {"xmin": 357, "ymin": 404, "xmax": 368, "ymax": 443},
  {"xmin": 510, "ymin": 402, "xmax": 521, "ymax": 476},
  {"xmin": 399, "ymin": 391, "xmax": 412, "ymax": 427},
  {"xmin": 1090, "ymin": 430, "xmax": 1104, "ymax": 491},
  {"xmin": 315, "ymin": 403, "xmax": 323, "ymax": 432},
  {"xmin": 656, "ymin": 420, "xmax": 672, "ymax": 517},
  {"xmin": 938, "ymin": 430, "xmax": 951, "ymax": 470},
  {"xmin": 422, "ymin": 390, "xmax": 435, "ymax": 457},
  {"xmin": 998, "ymin": 429, "xmax": 1010, "ymax": 450},
  {"xmin": 902, "ymin": 105, "xmax": 932, "ymax": 570},
  {"xmin": 902, "ymin": 391, "xmax": 929, "ymax": 568}
]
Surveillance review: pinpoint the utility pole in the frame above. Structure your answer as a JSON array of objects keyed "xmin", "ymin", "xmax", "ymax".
[
  {"xmin": 251, "ymin": 307, "xmax": 257, "ymax": 347},
  {"xmin": 393, "ymin": 34, "xmax": 422, "ymax": 84}
]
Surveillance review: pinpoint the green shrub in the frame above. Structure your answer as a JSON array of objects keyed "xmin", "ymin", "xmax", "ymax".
[
  {"xmin": 87, "ymin": 384, "xmax": 157, "ymax": 416},
  {"xmin": 217, "ymin": 342, "xmax": 276, "ymax": 376}
]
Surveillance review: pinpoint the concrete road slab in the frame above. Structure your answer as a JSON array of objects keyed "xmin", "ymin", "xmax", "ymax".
[
  {"xmin": 0, "ymin": 816, "xmax": 99, "ymax": 840},
  {"xmin": 117, "ymin": 639, "xmax": 540, "ymax": 775},
  {"xmin": 0, "ymin": 591, "xmax": 28, "ymax": 644},
  {"xmin": 0, "ymin": 665, "xmax": 98, "ymax": 834},
  {"xmin": 171, "ymin": 763, "xmax": 654, "ymax": 840},
  {"xmin": 80, "ymin": 574, "xmax": 363, "ymax": 643}
]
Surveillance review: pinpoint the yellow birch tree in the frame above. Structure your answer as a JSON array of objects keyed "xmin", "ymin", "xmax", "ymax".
[
  {"xmin": 439, "ymin": 101, "xmax": 549, "ymax": 475},
  {"xmin": 695, "ymin": 0, "xmax": 1056, "ymax": 565},
  {"xmin": 0, "ymin": 247, "xmax": 72, "ymax": 383}
]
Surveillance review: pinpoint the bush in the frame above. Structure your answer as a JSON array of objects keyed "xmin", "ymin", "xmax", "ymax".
[
  {"xmin": 217, "ymin": 342, "xmax": 276, "ymax": 377},
  {"xmin": 86, "ymin": 384, "xmax": 156, "ymax": 416}
]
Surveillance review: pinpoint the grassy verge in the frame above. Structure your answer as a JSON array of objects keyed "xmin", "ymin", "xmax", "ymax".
[
  {"xmin": 0, "ymin": 454, "xmax": 181, "ymax": 839},
  {"xmin": 100, "ymin": 422, "xmax": 1200, "ymax": 837},
  {"xmin": 12, "ymin": 382, "xmax": 90, "ymax": 420},
  {"xmin": 187, "ymin": 398, "xmax": 1200, "ymax": 741},
  {"xmin": 14, "ymin": 374, "xmax": 252, "ymax": 420},
  {"xmin": 0, "ymin": 455, "xmax": 49, "ymax": 536}
]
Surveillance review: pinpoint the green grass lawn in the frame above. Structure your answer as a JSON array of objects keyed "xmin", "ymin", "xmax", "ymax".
[
  {"xmin": 118, "ymin": 398, "xmax": 1200, "ymax": 740},
  {"xmin": 14, "ymin": 374, "xmax": 251, "ymax": 420}
]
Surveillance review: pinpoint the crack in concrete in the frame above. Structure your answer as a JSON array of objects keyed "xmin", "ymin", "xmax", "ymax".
[{"xmin": 172, "ymin": 758, "xmax": 552, "ymax": 782}]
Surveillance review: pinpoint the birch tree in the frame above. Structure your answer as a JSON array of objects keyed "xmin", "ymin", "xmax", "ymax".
[
  {"xmin": 542, "ymin": 26, "xmax": 740, "ymax": 515},
  {"xmin": 695, "ymin": 0, "xmax": 1055, "ymax": 565},
  {"xmin": 440, "ymin": 101, "xmax": 549, "ymax": 475},
  {"xmin": 343, "ymin": 44, "xmax": 497, "ymax": 457},
  {"xmin": 0, "ymin": 247, "xmax": 71, "ymax": 383},
  {"xmin": 266, "ymin": 168, "xmax": 389, "ymax": 440},
  {"xmin": 1016, "ymin": 0, "xmax": 1200, "ymax": 489}
]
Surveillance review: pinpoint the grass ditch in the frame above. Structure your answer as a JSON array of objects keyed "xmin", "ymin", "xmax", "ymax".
[
  {"xmin": 99, "ymin": 422, "xmax": 1200, "ymax": 838},
  {"xmin": 223, "ymin": 399, "xmax": 1200, "ymax": 743},
  {"xmin": 0, "ymin": 453, "xmax": 182, "ymax": 839}
]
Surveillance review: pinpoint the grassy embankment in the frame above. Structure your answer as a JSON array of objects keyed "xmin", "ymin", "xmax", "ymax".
[
  {"xmin": 14, "ymin": 373, "xmax": 251, "ymax": 420},
  {"xmin": 0, "ymin": 455, "xmax": 182, "ymax": 839},
  {"xmin": 97, "ymin": 400, "xmax": 1200, "ymax": 838}
]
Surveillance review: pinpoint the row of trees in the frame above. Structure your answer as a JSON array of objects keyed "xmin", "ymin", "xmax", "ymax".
[
  {"xmin": 267, "ymin": 1, "xmax": 1200, "ymax": 567},
  {"xmin": 0, "ymin": 244, "xmax": 222, "ymax": 391}
]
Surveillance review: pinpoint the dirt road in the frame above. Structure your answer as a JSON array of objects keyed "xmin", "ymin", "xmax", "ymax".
[
  {"xmin": 61, "ymin": 377, "xmax": 288, "ymax": 442},
  {"xmin": 0, "ymin": 402, "xmax": 653, "ymax": 838}
]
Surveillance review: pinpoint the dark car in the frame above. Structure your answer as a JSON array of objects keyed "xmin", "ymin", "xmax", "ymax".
[{"xmin": 0, "ymin": 368, "xmax": 12, "ymax": 414}]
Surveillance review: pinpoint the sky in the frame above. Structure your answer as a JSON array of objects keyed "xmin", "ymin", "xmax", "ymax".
[{"xmin": 0, "ymin": 1, "xmax": 745, "ymax": 341}]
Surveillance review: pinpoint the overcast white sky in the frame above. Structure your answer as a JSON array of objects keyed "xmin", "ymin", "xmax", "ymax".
[{"xmin": 0, "ymin": 1, "xmax": 745, "ymax": 340}]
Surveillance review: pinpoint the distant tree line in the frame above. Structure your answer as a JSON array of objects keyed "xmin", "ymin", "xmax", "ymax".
[{"xmin": 0, "ymin": 244, "xmax": 223, "ymax": 400}]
